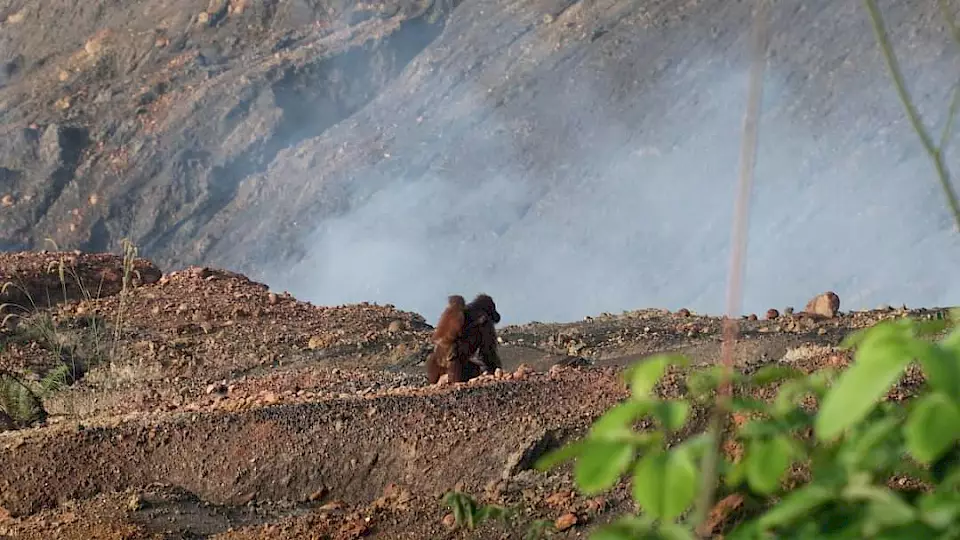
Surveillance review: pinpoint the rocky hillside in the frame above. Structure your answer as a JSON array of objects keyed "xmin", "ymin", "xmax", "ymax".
[{"xmin": 2, "ymin": 0, "xmax": 960, "ymax": 322}]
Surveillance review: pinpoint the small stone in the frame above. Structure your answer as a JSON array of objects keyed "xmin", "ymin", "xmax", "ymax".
[
  {"xmin": 442, "ymin": 513, "xmax": 457, "ymax": 528},
  {"xmin": 267, "ymin": 293, "xmax": 278, "ymax": 305},
  {"xmin": 2, "ymin": 195, "xmax": 15, "ymax": 208},
  {"xmin": 585, "ymin": 497, "xmax": 606, "ymax": 513},
  {"xmin": 5, "ymin": 10, "xmax": 25, "ymax": 24},
  {"xmin": 127, "ymin": 493, "xmax": 144, "ymax": 512},
  {"xmin": 0, "ymin": 410, "xmax": 14, "ymax": 432},
  {"xmin": 676, "ymin": 308, "xmax": 691, "ymax": 317},
  {"xmin": 784, "ymin": 306, "xmax": 794, "ymax": 315},
  {"xmin": 388, "ymin": 320, "xmax": 403, "ymax": 332},
  {"xmin": 197, "ymin": 12, "xmax": 210, "ymax": 24},
  {"xmin": 765, "ymin": 308, "xmax": 779, "ymax": 320},
  {"xmin": 747, "ymin": 314, "xmax": 758, "ymax": 321},
  {"xmin": 555, "ymin": 512, "xmax": 578, "ymax": 532}
]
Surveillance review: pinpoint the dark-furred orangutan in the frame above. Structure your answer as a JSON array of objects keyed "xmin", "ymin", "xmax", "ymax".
[{"xmin": 425, "ymin": 293, "xmax": 502, "ymax": 384}]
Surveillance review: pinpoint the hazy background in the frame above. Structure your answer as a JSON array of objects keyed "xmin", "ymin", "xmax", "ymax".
[{"xmin": 263, "ymin": 0, "xmax": 960, "ymax": 325}]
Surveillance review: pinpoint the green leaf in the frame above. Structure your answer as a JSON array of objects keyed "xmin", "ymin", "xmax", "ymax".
[
  {"xmin": 755, "ymin": 484, "xmax": 835, "ymax": 530},
  {"xmin": 772, "ymin": 379, "xmax": 809, "ymax": 417},
  {"xmin": 745, "ymin": 435, "xmax": 793, "ymax": 495},
  {"xmin": 443, "ymin": 492, "xmax": 478, "ymax": 529},
  {"xmin": 632, "ymin": 449, "xmax": 698, "ymax": 521},
  {"xmin": 840, "ymin": 416, "xmax": 901, "ymax": 469},
  {"xmin": 942, "ymin": 316, "xmax": 960, "ymax": 352},
  {"xmin": 840, "ymin": 325, "xmax": 877, "ymax": 350},
  {"xmin": 656, "ymin": 523, "xmax": 697, "ymax": 540},
  {"xmin": 843, "ymin": 484, "xmax": 917, "ymax": 533},
  {"xmin": 917, "ymin": 344, "xmax": 960, "ymax": 400},
  {"xmin": 534, "ymin": 440, "xmax": 586, "ymax": 471},
  {"xmin": 915, "ymin": 318, "xmax": 950, "ymax": 336},
  {"xmin": 815, "ymin": 332, "xmax": 913, "ymax": 441},
  {"xmin": 918, "ymin": 491, "xmax": 960, "ymax": 529},
  {"xmin": 651, "ymin": 401, "xmax": 690, "ymax": 432},
  {"xmin": 475, "ymin": 504, "xmax": 513, "ymax": 524},
  {"xmin": 686, "ymin": 366, "xmax": 723, "ymax": 397},
  {"xmin": 724, "ymin": 459, "xmax": 747, "ymax": 488},
  {"xmin": 676, "ymin": 433, "xmax": 713, "ymax": 460},
  {"xmin": 625, "ymin": 354, "xmax": 688, "ymax": 400},
  {"xmin": 730, "ymin": 397, "xmax": 770, "ymax": 414},
  {"xmin": 590, "ymin": 517, "xmax": 654, "ymax": 540},
  {"xmin": 738, "ymin": 418, "xmax": 790, "ymax": 439},
  {"xmin": 591, "ymin": 401, "xmax": 652, "ymax": 439},
  {"xmin": 747, "ymin": 365, "xmax": 805, "ymax": 386},
  {"xmin": 575, "ymin": 440, "xmax": 636, "ymax": 495},
  {"xmin": 904, "ymin": 392, "xmax": 960, "ymax": 464}
]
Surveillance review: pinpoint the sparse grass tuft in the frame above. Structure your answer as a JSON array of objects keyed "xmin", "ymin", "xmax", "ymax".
[
  {"xmin": 442, "ymin": 491, "xmax": 513, "ymax": 531},
  {"xmin": 0, "ymin": 240, "xmax": 142, "ymax": 426}
]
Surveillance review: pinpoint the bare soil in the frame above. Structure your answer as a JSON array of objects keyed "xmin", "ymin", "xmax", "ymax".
[{"xmin": 0, "ymin": 252, "xmax": 946, "ymax": 538}]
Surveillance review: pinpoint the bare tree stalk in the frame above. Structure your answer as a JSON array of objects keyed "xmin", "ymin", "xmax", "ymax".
[
  {"xmin": 693, "ymin": 0, "xmax": 769, "ymax": 532},
  {"xmin": 864, "ymin": 0, "xmax": 960, "ymax": 231}
]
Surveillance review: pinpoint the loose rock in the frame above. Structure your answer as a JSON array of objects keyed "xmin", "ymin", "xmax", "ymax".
[
  {"xmin": 804, "ymin": 291, "xmax": 841, "ymax": 318},
  {"xmin": 555, "ymin": 512, "xmax": 578, "ymax": 531}
]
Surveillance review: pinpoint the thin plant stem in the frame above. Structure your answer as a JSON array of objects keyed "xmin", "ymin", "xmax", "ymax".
[
  {"xmin": 938, "ymin": 0, "xmax": 960, "ymax": 150},
  {"xmin": 940, "ymin": 84, "xmax": 960, "ymax": 150},
  {"xmin": 938, "ymin": 0, "xmax": 960, "ymax": 48},
  {"xmin": 692, "ymin": 0, "xmax": 769, "ymax": 532},
  {"xmin": 863, "ymin": 0, "xmax": 960, "ymax": 231}
]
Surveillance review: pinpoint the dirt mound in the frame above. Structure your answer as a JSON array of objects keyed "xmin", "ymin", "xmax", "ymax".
[
  {"xmin": 0, "ymin": 261, "xmax": 432, "ymax": 385},
  {"xmin": 0, "ymin": 250, "xmax": 160, "ymax": 311}
]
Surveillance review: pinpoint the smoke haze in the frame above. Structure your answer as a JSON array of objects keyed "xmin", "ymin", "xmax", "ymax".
[{"xmin": 268, "ymin": 0, "xmax": 960, "ymax": 326}]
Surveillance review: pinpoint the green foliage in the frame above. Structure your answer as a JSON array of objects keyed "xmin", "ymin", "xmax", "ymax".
[
  {"xmin": 524, "ymin": 519, "xmax": 556, "ymax": 540},
  {"xmin": 38, "ymin": 363, "xmax": 72, "ymax": 396},
  {"xmin": 0, "ymin": 371, "xmax": 47, "ymax": 427},
  {"xmin": 442, "ymin": 492, "xmax": 513, "ymax": 531},
  {"xmin": 0, "ymin": 240, "xmax": 141, "ymax": 414},
  {"xmin": 536, "ymin": 311, "xmax": 960, "ymax": 538}
]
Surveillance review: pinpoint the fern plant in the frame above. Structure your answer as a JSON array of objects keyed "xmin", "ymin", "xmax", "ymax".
[{"xmin": 0, "ymin": 371, "xmax": 47, "ymax": 427}]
